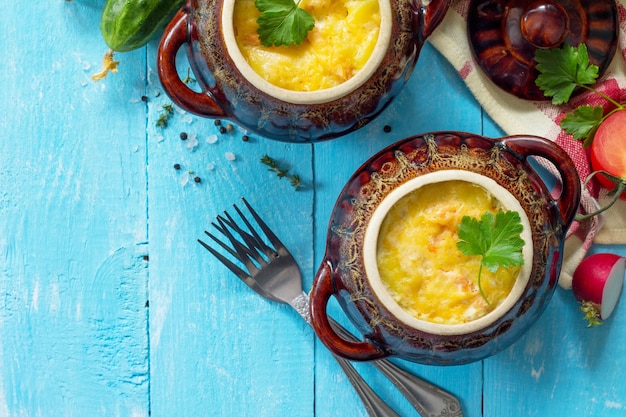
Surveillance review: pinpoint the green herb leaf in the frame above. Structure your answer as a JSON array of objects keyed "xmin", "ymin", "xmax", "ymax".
[
  {"xmin": 155, "ymin": 103, "xmax": 175, "ymax": 128},
  {"xmin": 535, "ymin": 44, "xmax": 599, "ymax": 105},
  {"xmin": 255, "ymin": 0, "xmax": 314, "ymax": 47},
  {"xmin": 560, "ymin": 105, "xmax": 604, "ymax": 146},
  {"xmin": 162, "ymin": 103, "xmax": 175, "ymax": 115},
  {"xmin": 456, "ymin": 211, "xmax": 525, "ymax": 304},
  {"xmin": 260, "ymin": 154, "xmax": 302, "ymax": 190}
]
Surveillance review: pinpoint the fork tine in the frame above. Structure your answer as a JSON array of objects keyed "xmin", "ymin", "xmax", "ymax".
[
  {"xmin": 240, "ymin": 198, "xmax": 287, "ymax": 254},
  {"xmin": 197, "ymin": 238, "xmax": 251, "ymax": 282},
  {"xmin": 215, "ymin": 204, "xmax": 279, "ymax": 266},
  {"xmin": 222, "ymin": 212, "xmax": 273, "ymax": 265},
  {"xmin": 210, "ymin": 217, "xmax": 252, "ymax": 259},
  {"xmin": 199, "ymin": 208, "xmax": 286, "ymax": 303},
  {"xmin": 203, "ymin": 229, "xmax": 239, "ymax": 259},
  {"xmin": 213, "ymin": 215, "xmax": 265, "ymax": 274},
  {"xmin": 219, "ymin": 210, "xmax": 270, "ymax": 261},
  {"xmin": 202, "ymin": 227, "xmax": 263, "ymax": 274},
  {"xmin": 198, "ymin": 236, "xmax": 281, "ymax": 301},
  {"xmin": 232, "ymin": 203, "xmax": 279, "ymax": 258}
]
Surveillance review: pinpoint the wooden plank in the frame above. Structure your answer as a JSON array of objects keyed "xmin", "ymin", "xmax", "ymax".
[
  {"xmin": 482, "ymin": 118, "xmax": 626, "ymax": 416},
  {"xmin": 312, "ymin": 44, "xmax": 485, "ymax": 417},
  {"xmin": 144, "ymin": 44, "xmax": 316, "ymax": 416},
  {"xmin": 0, "ymin": 2, "xmax": 150, "ymax": 416}
]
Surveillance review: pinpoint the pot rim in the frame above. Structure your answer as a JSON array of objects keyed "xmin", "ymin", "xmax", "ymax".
[
  {"xmin": 362, "ymin": 169, "xmax": 534, "ymax": 336},
  {"xmin": 221, "ymin": 0, "xmax": 393, "ymax": 104}
]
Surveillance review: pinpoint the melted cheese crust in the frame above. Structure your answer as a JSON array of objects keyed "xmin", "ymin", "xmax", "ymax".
[
  {"xmin": 233, "ymin": 0, "xmax": 380, "ymax": 91},
  {"xmin": 376, "ymin": 181, "xmax": 520, "ymax": 325}
]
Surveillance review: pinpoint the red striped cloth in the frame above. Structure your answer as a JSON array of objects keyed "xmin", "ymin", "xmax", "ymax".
[{"xmin": 429, "ymin": 0, "xmax": 626, "ymax": 287}]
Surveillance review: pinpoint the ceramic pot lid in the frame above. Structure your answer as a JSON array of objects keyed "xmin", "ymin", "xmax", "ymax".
[{"xmin": 468, "ymin": 0, "xmax": 619, "ymax": 101}]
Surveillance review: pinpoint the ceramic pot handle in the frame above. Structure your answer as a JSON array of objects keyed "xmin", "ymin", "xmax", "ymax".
[
  {"xmin": 416, "ymin": 0, "xmax": 452, "ymax": 42},
  {"xmin": 309, "ymin": 261, "xmax": 388, "ymax": 361},
  {"xmin": 157, "ymin": 9, "xmax": 226, "ymax": 118},
  {"xmin": 503, "ymin": 136, "xmax": 582, "ymax": 226}
]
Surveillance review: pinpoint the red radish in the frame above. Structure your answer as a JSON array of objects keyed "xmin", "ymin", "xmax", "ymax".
[
  {"xmin": 590, "ymin": 110, "xmax": 626, "ymax": 199},
  {"xmin": 572, "ymin": 253, "xmax": 625, "ymax": 326}
]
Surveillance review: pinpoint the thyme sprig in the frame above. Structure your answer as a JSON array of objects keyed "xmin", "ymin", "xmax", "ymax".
[
  {"xmin": 156, "ymin": 103, "xmax": 175, "ymax": 128},
  {"xmin": 260, "ymin": 154, "xmax": 302, "ymax": 190}
]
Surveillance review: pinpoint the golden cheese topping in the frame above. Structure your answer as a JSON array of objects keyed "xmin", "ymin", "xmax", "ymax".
[
  {"xmin": 233, "ymin": 0, "xmax": 381, "ymax": 91},
  {"xmin": 376, "ymin": 181, "xmax": 520, "ymax": 325}
]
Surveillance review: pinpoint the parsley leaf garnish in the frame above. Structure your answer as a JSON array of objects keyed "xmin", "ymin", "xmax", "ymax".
[
  {"xmin": 560, "ymin": 105, "xmax": 604, "ymax": 147},
  {"xmin": 535, "ymin": 44, "xmax": 599, "ymax": 105},
  {"xmin": 534, "ymin": 43, "xmax": 624, "ymax": 147},
  {"xmin": 534, "ymin": 43, "xmax": 626, "ymax": 221},
  {"xmin": 456, "ymin": 211, "xmax": 525, "ymax": 304},
  {"xmin": 255, "ymin": 0, "xmax": 315, "ymax": 47}
]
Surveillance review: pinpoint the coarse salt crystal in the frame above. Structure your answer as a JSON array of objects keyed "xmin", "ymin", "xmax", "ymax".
[
  {"xmin": 206, "ymin": 134, "xmax": 218, "ymax": 144},
  {"xmin": 225, "ymin": 152, "xmax": 236, "ymax": 161},
  {"xmin": 186, "ymin": 133, "xmax": 199, "ymax": 150}
]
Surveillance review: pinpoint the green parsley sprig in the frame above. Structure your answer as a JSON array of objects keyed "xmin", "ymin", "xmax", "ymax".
[
  {"xmin": 535, "ymin": 43, "xmax": 624, "ymax": 147},
  {"xmin": 456, "ymin": 210, "xmax": 525, "ymax": 305},
  {"xmin": 255, "ymin": 0, "xmax": 315, "ymax": 47},
  {"xmin": 535, "ymin": 43, "xmax": 626, "ymax": 221}
]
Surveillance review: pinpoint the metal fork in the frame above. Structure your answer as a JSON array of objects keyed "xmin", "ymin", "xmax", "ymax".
[{"xmin": 198, "ymin": 198, "xmax": 464, "ymax": 417}]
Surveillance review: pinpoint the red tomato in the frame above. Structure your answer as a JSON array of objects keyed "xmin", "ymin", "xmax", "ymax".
[{"xmin": 590, "ymin": 109, "xmax": 626, "ymax": 199}]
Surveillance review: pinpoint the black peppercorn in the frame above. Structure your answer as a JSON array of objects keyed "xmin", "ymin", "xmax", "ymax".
[
  {"xmin": 219, "ymin": 126, "xmax": 227, "ymax": 134},
  {"xmin": 173, "ymin": 163, "xmax": 181, "ymax": 170},
  {"xmin": 242, "ymin": 135, "xmax": 249, "ymax": 142},
  {"xmin": 194, "ymin": 176, "xmax": 201, "ymax": 183},
  {"xmin": 180, "ymin": 132, "xmax": 188, "ymax": 140},
  {"xmin": 383, "ymin": 125, "xmax": 392, "ymax": 133}
]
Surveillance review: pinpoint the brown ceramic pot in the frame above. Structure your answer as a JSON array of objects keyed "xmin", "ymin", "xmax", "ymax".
[
  {"xmin": 157, "ymin": 0, "xmax": 451, "ymax": 142},
  {"xmin": 309, "ymin": 132, "xmax": 581, "ymax": 365}
]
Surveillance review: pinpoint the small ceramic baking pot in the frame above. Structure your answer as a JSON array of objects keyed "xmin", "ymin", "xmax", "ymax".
[
  {"xmin": 309, "ymin": 132, "xmax": 581, "ymax": 365},
  {"xmin": 157, "ymin": 0, "xmax": 451, "ymax": 142}
]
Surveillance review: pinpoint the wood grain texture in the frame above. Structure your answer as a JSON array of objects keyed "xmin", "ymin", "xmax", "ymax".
[
  {"xmin": 145, "ymin": 42, "xmax": 316, "ymax": 415},
  {"xmin": 481, "ymin": 120, "xmax": 626, "ymax": 417},
  {"xmin": 1, "ymin": 2, "xmax": 625, "ymax": 417},
  {"xmin": 0, "ymin": 2, "xmax": 149, "ymax": 416}
]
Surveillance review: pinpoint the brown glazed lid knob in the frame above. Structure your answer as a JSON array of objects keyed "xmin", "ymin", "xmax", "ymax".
[{"xmin": 521, "ymin": 2, "xmax": 568, "ymax": 48}]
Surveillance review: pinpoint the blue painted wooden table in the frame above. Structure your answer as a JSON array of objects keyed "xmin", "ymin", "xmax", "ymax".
[{"xmin": 1, "ymin": 2, "xmax": 625, "ymax": 416}]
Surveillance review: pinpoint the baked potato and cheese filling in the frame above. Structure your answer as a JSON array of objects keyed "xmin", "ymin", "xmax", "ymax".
[
  {"xmin": 376, "ymin": 181, "xmax": 520, "ymax": 325},
  {"xmin": 233, "ymin": 0, "xmax": 381, "ymax": 91}
]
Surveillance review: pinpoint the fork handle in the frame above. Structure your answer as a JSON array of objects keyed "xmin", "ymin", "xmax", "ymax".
[
  {"xmin": 290, "ymin": 293, "xmax": 463, "ymax": 417},
  {"xmin": 289, "ymin": 293, "xmax": 400, "ymax": 417},
  {"xmin": 333, "ymin": 355, "xmax": 401, "ymax": 417},
  {"xmin": 330, "ymin": 319, "xmax": 463, "ymax": 417}
]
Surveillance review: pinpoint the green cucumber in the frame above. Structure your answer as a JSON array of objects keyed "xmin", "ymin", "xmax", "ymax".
[{"xmin": 100, "ymin": 0, "xmax": 184, "ymax": 52}]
